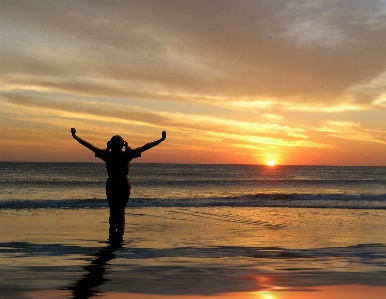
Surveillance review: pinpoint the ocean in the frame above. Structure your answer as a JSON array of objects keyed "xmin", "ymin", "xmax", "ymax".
[
  {"xmin": 0, "ymin": 162, "xmax": 385, "ymax": 209},
  {"xmin": 1, "ymin": 162, "xmax": 386, "ymax": 298}
]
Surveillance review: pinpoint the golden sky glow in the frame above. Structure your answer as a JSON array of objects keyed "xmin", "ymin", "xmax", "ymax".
[{"xmin": 1, "ymin": 1, "xmax": 386, "ymax": 165}]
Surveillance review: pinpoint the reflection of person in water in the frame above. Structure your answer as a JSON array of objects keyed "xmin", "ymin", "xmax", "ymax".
[
  {"xmin": 71, "ymin": 128, "xmax": 166, "ymax": 242},
  {"xmin": 68, "ymin": 242, "xmax": 122, "ymax": 299}
]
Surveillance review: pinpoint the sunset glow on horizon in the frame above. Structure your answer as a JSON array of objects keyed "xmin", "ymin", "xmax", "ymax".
[
  {"xmin": 267, "ymin": 160, "xmax": 276, "ymax": 167},
  {"xmin": 1, "ymin": 1, "xmax": 385, "ymax": 165}
]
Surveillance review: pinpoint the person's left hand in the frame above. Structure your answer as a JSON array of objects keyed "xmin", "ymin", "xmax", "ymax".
[{"xmin": 162, "ymin": 131, "xmax": 166, "ymax": 140}]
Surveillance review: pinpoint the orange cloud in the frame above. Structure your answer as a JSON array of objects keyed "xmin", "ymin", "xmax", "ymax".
[{"xmin": 317, "ymin": 121, "xmax": 386, "ymax": 145}]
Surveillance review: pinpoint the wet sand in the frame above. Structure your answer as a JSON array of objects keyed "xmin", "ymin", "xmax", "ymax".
[{"xmin": 1, "ymin": 207, "xmax": 385, "ymax": 298}]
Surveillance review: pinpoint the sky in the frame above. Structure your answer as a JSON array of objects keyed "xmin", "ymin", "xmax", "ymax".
[{"xmin": 1, "ymin": 0, "xmax": 386, "ymax": 165}]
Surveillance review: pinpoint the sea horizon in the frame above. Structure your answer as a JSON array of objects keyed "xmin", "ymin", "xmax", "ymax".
[{"xmin": 2, "ymin": 161, "xmax": 386, "ymax": 167}]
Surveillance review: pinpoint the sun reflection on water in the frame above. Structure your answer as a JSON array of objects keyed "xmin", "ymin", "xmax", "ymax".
[
  {"xmin": 252, "ymin": 276, "xmax": 281, "ymax": 299},
  {"xmin": 260, "ymin": 292, "xmax": 276, "ymax": 299}
]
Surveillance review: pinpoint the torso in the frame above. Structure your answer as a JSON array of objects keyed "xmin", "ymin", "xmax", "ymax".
[{"xmin": 95, "ymin": 149, "xmax": 140, "ymax": 202}]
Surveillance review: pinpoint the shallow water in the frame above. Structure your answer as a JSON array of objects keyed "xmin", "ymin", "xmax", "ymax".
[{"xmin": 1, "ymin": 207, "xmax": 385, "ymax": 298}]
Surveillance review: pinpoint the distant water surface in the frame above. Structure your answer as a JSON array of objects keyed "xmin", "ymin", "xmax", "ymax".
[{"xmin": 0, "ymin": 162, "xmax": 385, "ymax": 209}]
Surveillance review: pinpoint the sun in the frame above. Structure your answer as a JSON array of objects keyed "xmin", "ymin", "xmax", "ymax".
[{"xmin": 267, "ymin": 160, "xmax": 276, "ymax": 166}]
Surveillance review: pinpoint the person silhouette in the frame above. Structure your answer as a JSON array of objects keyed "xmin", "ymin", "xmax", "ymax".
[{"xmin": 71, "ymin": 128, "xmax": 166, "ymax": 242}]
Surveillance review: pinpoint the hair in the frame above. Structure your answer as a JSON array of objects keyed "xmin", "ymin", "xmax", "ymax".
[{"xmin": 107, "ymin": 135, "xmax": 124, "ymax": 151}]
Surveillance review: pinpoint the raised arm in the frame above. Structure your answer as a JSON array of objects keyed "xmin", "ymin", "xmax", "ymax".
[
  {"xmin": 71, "ymin": 128, "xmax": 100, "ymax": 152},
  {"xmin": 134, "ymin": 131, "xmax": 166, "ymax": 153}
]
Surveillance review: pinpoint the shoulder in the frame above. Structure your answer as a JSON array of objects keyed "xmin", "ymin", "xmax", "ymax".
[
  {"xmin": 95, "ymin": 149, "xmax": 108, "ymax": 160},
  {"xmin": 125, "ymin": 149, "xmax": 141, "ymax": 158}
]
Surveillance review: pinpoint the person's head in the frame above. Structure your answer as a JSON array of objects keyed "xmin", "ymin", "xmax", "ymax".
[{"xmin": 107, "ymin": 135, "xmax": 125, "ymax": 152}]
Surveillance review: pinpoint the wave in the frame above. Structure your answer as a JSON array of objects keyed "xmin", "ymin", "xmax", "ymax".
[{"xmin": 1, "ymin": 193, "xmax": 385, "ymax": 210}]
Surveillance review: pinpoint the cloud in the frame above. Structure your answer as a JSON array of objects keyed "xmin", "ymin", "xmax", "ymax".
[
  {"xmin": 229, "ymin": 98, "xmax": 364, "ymax": 112},
  {"xmin": 2, "ymin": 93, "xmax": 168, "ymax": 127},
  {"xmin": 317, "ymin": 121, "xmax": 386, "ymax": 144},
  {"xmin": 2, "ymin": 94, "xmax": 329, "ymax": 149},
  {"xmin": 1, "ymin": 1, "xmax": 385, "ymax": 164},
  {"xmin": 349, "ymin": 72, "xmax": 386, "ymax": 108},
  {"xmin": 1, "ymin": 0, "xmax": 386, "ymax": 111}
]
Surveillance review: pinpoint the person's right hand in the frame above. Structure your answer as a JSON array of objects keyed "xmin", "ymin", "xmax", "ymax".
[{"xmin": 71, "ymin": 128, "xmax": 76, "ymax": 135}]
